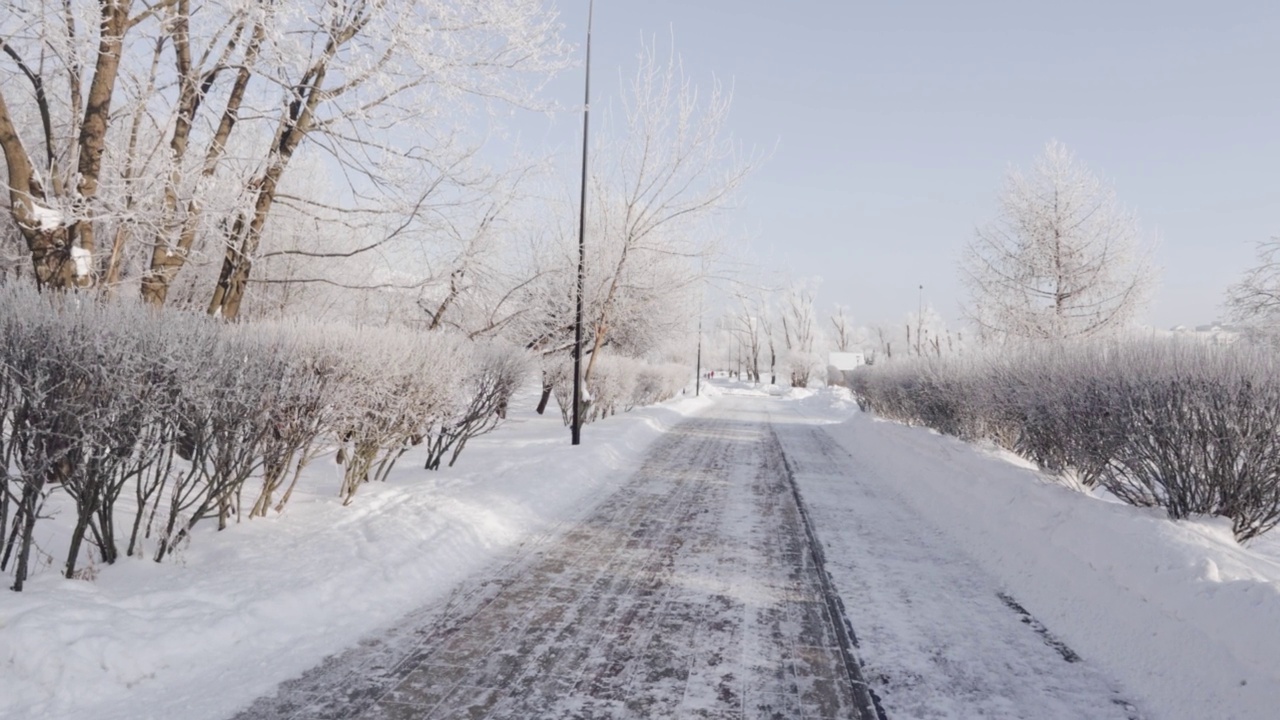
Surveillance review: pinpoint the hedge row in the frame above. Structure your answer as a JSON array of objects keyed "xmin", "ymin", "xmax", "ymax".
[
  {"xmin": 550, "ymin": 354, "xmax": 691, "ymax": 426},
  {"xmin": 848, "ymin": 341, "xmax": 1280, "ymax": 542},
  {"xmin": 0, "ymin": 283, "xmax": 527, "ymax": 590}
]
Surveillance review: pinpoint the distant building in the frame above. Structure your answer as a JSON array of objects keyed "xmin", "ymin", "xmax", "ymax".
[
  {"xmin": 1165, "ymin": 322, "xmax": 1240, "ymax": 346},
  {"xmin": 828, "ymin": 351, "xmax": 866, "ymax": 371}
]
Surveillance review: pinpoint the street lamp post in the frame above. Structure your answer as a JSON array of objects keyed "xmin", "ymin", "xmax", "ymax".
[
  {"xmin": 571, "ymin": 0, "xmax": 594, "ymax": 446},
  {"xmin": 695, "ymin": 315, "xmax": 703, "ymax": 396}
]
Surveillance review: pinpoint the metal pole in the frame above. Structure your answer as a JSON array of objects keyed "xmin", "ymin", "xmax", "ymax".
[
  {"xmin": 571, "ymin": 0, "xmax": 593, "ymax": 446},
  {"xmin": 695, "ymin": 315, "xmax": 703, "ymax": 396},
  {"xmin": 916, "ymin": 284, "xmax": 924, "ymax": 356}
]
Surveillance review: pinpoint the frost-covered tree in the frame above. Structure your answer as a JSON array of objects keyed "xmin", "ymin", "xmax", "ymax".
[
  {"xmin": 905, "ymin": 304, "xmax": 955, "ymax": 357},
  {"xmin": 579, "ymin": 37, "xmax": 752, "ymax": 386},
  {"xmin": 961, "ymin": 141, "xmax": 1155, "ymax": 342},
  {"xmin": 781, "ymin": 280, "xmax": 818, "ymax": 386},
  {"xmin": 830, "ymin": 304, "xmax": 855, "ymax": 352},
  {"xmin": 0, "ymin": 0, "xmax": 567, "ymax": 313},
  {"xmin": 0, "ymin": 0, "xmax": 163, "ymax": 289},
  {"xmin": 201, "ymin": 0, "xmax": 567, "ymax": 319},
  {"xmin": 1226, "ymin": 239, "xmax": 1280, "ymax": 341},
  {"xmin": 730, "ymin": 294, "xmax": 762, "ymax": 382}
]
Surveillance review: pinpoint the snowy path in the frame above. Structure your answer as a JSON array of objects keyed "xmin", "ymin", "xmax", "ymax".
[
  {"xmin": 769, "ymin": 398, "xmax": 1142, "ymax": 720},
  {"xmin": 232, "ymin": 397, "xmax": 876, "ymax": 720},
  {"xmin": 13, "ymin": 386, "xmax": 1277, "ymax": 719}
]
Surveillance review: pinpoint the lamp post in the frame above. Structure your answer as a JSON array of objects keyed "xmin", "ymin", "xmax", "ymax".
[
  {"xmin": 695, "ymin": 314, "xmax": 703, "ymax": 396},
  {"xmin": 571, "ymin": 0, "xmax": 594, "ymax": 446},
  {"xmin": 916, "ymin": 283, "xmax": 924, "ymax": 356}
]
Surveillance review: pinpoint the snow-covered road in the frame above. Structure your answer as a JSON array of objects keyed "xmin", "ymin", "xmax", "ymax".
[
  {"xmin": 233, "ymin": 395, "xmax": 876, "ymax": 719},
  {"xmin": 231, "ymin": 390, "xmax": 1159, "ymax": 720}
]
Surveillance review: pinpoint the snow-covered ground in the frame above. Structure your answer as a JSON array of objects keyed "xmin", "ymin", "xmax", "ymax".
[
  {"xmin": 0, "ymin": 386, "xmax": 712, "ymax": 720},
  {"xmin": 777, "ymin": 387, "xmax": 1280, "ymax": 720},
  {"xmin": 6, "ymin": 382, "xmax": 1280, "ymax": 720}
]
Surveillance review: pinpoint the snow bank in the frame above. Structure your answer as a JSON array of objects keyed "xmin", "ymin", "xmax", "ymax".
[
  {"xmin": 0, "ymin": 388, "xmax": 712, "ymax": 720},
  {"xmin": 795, "ymin": 391, "xmax": 1280, "ymax": 720}
]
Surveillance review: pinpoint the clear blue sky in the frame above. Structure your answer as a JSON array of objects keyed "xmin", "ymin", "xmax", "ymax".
[{"xmin": 531, "ymin": 0, "xmax": 1279, "ymax": 329}]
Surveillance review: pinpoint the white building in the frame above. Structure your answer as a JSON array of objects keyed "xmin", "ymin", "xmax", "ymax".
[{"xmin": 827, "ymin": 351, "xmax": 866, "ymax": 371}]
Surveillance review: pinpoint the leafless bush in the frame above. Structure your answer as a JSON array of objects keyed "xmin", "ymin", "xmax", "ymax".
[
  {"xmin": 0, "ymin": 281, "xmax": 526, "ymax": 590},
  {"xmin": 585, "ymin": 356, "xmax": 637, "ymax": 421},
  {"xmin": 850, "ymin": 341, "xmax": 1280, "ymax": 542},
  {"xmin": 152, "ymin": 330, "xmax": 294, "ymax": 562},
  {"xmin": 552, "ymin": 354, "xmax": 690, "ymax": 426},
  {"xmin": 629, "ymin": 363, "xmax": 689, "ymax": 409},
  {"xmin": 245, "ymin": 324, "xmax": 336, "ymax": 518},
  {"xmin": 424, "ymin": 341, "xmax": 530, "ymax": 470}
]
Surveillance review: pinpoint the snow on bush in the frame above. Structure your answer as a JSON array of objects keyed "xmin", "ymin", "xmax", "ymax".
[
  {"xmin": 849, "ymin": 341, "xmax": 1280, "ymax": 542},
  {"xmin": 629, "ymin": 363, "xmax": 691, "ymax": 410},
  {"xmin": 550, "ymin": 353, "xmax": 690, "ymax": 426},
  {"xmin": 423, "ymin": 339, "xmax": 531, "ymax": 471},
  {"xmin": 0, "ymin": 283, "xmax": 528, "ymax": 591}
]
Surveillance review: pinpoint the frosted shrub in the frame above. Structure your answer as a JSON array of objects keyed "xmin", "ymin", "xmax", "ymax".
[
  {"xmin": 1096, "ymin": 344, "xmax": 1280, "ymax": 541},
  {"xmin": 0, "ymin": 290, "xmax": 108, "ymax": 588},
  {"xmin": 152, "ymin": 327, "xmax": 298, "ymax": 561},
  {"xmin": 0, "ymin": 281, "xmax": 524, "ymax": 590},
  {"xmin": 787, "ymin": 349, "xmax": 821, "ymax": 389},
  {"xmin": 552, "ymin": 354, "xmax": 690, "ymax": 426},
  {"xmin": 424, "ymin": 341, "xmax": 530, "ymax": 470},
  {"xmin": 547, "ymin": 359, "xmax": 576, "ymax": 426},
  {"xmin": 630, "ymin": 363, "xmax": 689, "ymax": 409},
  {"xmin": 242, "ymin": 323, "xmax": 332, "ymax": 518},
  {"xmin": 122, "ymin": 314, "xmax": 219, "ymax": 561},
  {"xmin": 587, "ymin": 355, "xmax": 638, "ymax": 421},
  {"xmin": 851, "ymin": 341, "xmax": 1280, "ymax": 542},
  {"xmin": 329, "ymin": 327, "xmax": 463, "ymax": 503}
]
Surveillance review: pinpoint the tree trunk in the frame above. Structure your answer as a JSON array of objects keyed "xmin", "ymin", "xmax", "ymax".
[
  {"xmin": 66, "ymin": 1, "xmax": 133, "ymax": 288},
  {"xmin": 0, "ymin": 1, "xmax": 132, "ymax": 290},
  {"xmin": 535, "ymin": 374, "xmax": 553, "ymax": 415},
  {"xmin": 208, "ymin": 41, "xmax": 330, "ymax": 319},
  {"xmin": 143, "ymin": 16, "xmax": 263, "ymax": 305},
  {"xmin": 0, "ymin": 83, "xmax": 78, "ymax": 287}
]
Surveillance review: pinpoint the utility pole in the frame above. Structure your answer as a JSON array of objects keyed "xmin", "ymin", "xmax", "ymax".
[{"xmin": 571, "ymin": 0, "xmax": 594, "ymax": 446}]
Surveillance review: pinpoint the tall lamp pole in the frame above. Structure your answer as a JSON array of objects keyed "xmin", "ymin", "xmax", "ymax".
[
  {"xmin": 695, "ymin": 315, "xmax": 703, "ymax": 396},
  {"xmin": 916, "ymin": 283, "xmax": 924, "ymax": 356},
  {"xmin": 571, "ymin": 0, "xmax": 594, "ymax": 446}
]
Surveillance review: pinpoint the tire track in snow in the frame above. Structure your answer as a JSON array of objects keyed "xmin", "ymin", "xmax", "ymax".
[{"xmin": 772, "ymin": 424, "xmax": 887, "ymax": 720}]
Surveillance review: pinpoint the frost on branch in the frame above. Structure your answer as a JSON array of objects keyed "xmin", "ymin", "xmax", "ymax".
[
  {"xmin": 0, "ymin": 281, "xmax": 530, "ymax": 591},
  {"xmin": 961, "ymin": 141, "xmax": 1156, "ymax": 342},
  {"xmin": 849, "ymin": 342, "xmax": 1280, "ymax": 542}
]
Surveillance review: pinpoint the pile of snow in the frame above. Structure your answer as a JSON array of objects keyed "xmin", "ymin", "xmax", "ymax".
[{"xmin": 0, "ymin": 387, "xmax": 711, "ymax": 720}]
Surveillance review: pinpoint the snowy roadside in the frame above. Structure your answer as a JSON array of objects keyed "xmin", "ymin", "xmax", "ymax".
[
  {"xmin": 777, "ymin": 388, "xmax": 1280, "ymax": 720},
  {"xmin": 0, "ymin": 386, "xmax": 713, "ymax": 720}
]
